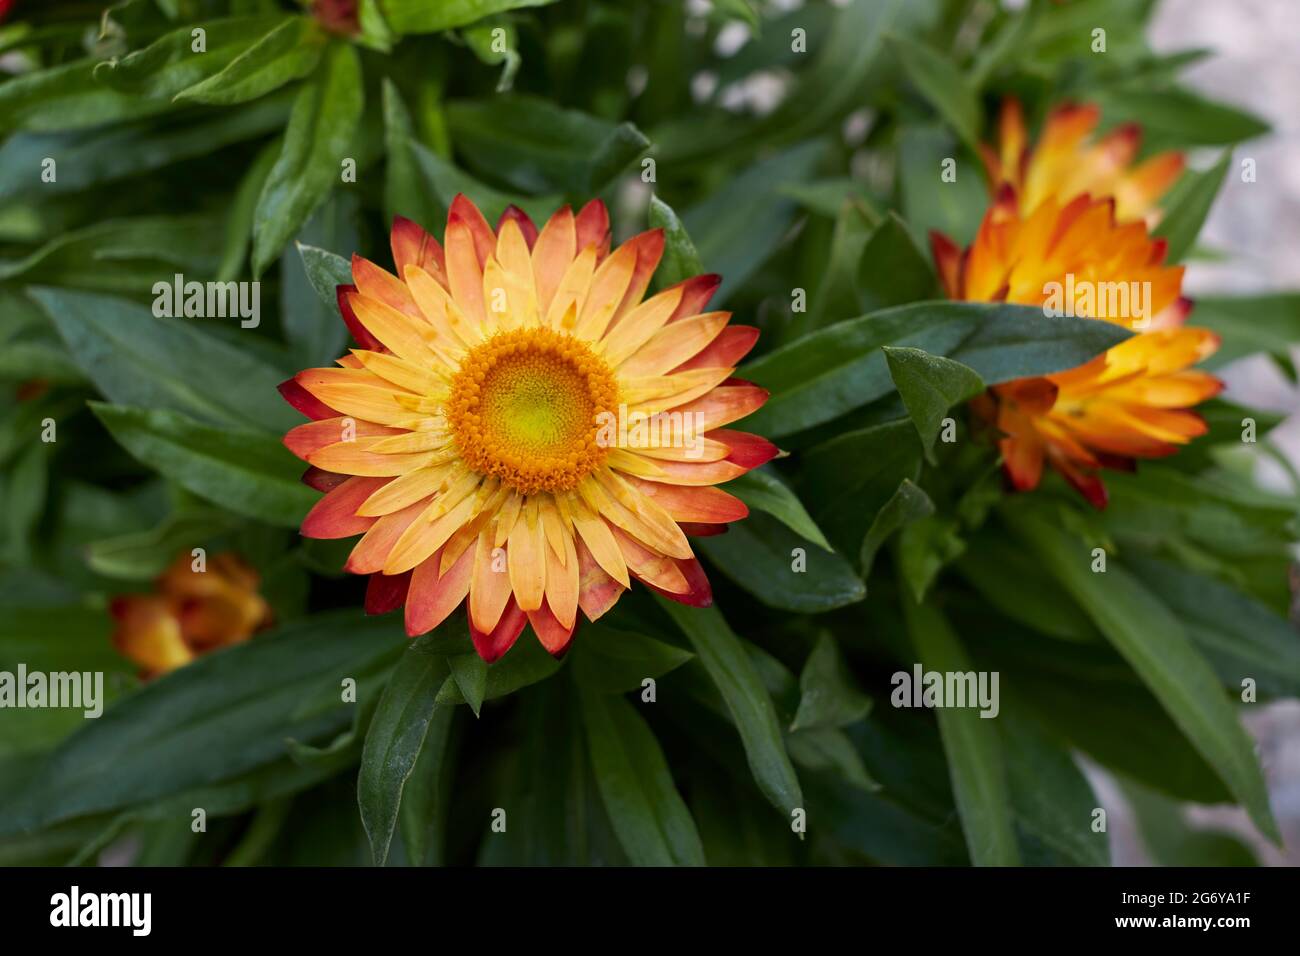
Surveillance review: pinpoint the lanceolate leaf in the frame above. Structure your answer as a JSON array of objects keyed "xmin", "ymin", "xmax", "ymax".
[
  {"xmin": 1008, "ymin": 506, "xmax": 1281, "ymax": 843},
  {"xmin": 699, "ymin": 513, "xmax": 865, "ymax": 613},
  {"xmin": 93, "ymin": 16, "xmax": 291, "ymax": 99},
  {"xmin": 1154, "ymin": 150, "xmax": 1231, "ymax": 263},
  {"xmin": 884, "ymin": 346, "xmax": 985, "ymax": 463},
  {"xmin": 36, "ymin": 287, "xmax": 298, "ymax": 432},
  {"xmin": 90, "ymin": 403, "xmax": 318, "ymax": 527},
  {"xmin": 648, "ymin": 195, "xmax": 704, "ymax": 290},
  {"xmin": 579, "ymin": 684, "xmax": 705, "ymax": 866},
  {"xmin": 358, "ymin": 637, "xmax": 452, "ymax": 866},
  {"xmin": 743, "ymin": 302, "xmax": 1130, "ymax": 437},
  {"xmin": 724, "ymin": 467, "xmax": 833, "ymax": 552},
  {"xmin": 9, "ymin": 613, "xmax": 405, "ymax": 833},
  {"xmin": 252, "ymin": 42, "xmax": 363, "ymax": 276},
  {"xmin": 887, "ymin": 33, "xmax": 982, "ymax": 150},
  {"xmin": 859, "ymin": 478, "xmax": 934, "ymax": 576},
  {"xmin": 175, "ymin": 18, "xmax": 328, "ymax": 106},
  {"xmin": 903, "ymin": 600, "xmax": 1020, "ymax": 866},
  {"xmin": 657, "ymin": 598, "xmax": 804, "ymax": 820},
  {"xmin": 444, "ymin": 95, "xmax": 649, "ymax": 195}
]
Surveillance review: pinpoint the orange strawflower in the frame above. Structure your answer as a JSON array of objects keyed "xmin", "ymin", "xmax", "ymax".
[
  {"xmin": 981, "ymin": 99, "xmax": 1185, "ymax": 225},
  {"xmin": 934, "ymin": 104, "xmax": 1220, "ymax": 508},
  {"xmin": 110, "ymin": 552, "xmax": 272, "ymax": 677},
  {"xmin": 281, "ymin": 195, "xmax": 772, "ymax": 661}
]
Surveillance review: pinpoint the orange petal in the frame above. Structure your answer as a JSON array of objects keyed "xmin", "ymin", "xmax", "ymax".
[
  {"xmin": 301, "ymin": 476, "xmax": 387, "ymax": 539},
  {"xmin": 406, "ymin": 544, "xmax": 474, "ymax": 637},
  {"xmin": 471, "ymin": 597, "xmax": 527, "ymax": 663}
]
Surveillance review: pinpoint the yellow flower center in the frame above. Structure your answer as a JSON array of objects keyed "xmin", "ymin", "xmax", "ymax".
[{"xmin": 446, "ymin": 327, "xmax": 618, "ymax": 495}]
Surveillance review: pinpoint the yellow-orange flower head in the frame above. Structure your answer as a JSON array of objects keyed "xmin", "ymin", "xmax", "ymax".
[
  {"xmin": 934, "ymin": 105, "xmax": 1220, "ymax": 509},
  {"xmin": 110, "ymin": 552, "xmax": 272, "ymax": 678},
  {"xmin": 281, "ymin": 195, "xmax": 772, "ymax": 661},
  {"xmin": 981, "ymin": 99, "xmax": 1185, "ymax": 225}
]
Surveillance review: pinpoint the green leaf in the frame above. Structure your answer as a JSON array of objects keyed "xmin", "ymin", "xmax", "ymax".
[
  {"xmin": 9, "ymin": 612, "xmax": 405, "ymax": 833},
  {"xmin": 579, "ymin": 684, "xmax": 705, "ymax": 866},
  {"xmin": 697, "ymin": 512, "xmax": 865, "ymax": 612},
  {"xmin": 90, "ymin": 404, "xmax": 317, "ymax": 527},
  {"xmin": 744, "ymin": 301, "xmax": 1130, "ymax": 437},
  {"xmin": 897, "ymin": 124, "xmax": 988, "ymax": 247},
  {"xmin": 93, "ymin": 16, "xmax": 291, "ymax": 100},
  {"xmin": 859, "ymin": 478, "xmax": 934, "ymax": 577},
  {"xmin": 897, "ymin": 514, "xmax": 966, "ymax": 603},
  {"xmin": 296, "ymin": 243, "xmax": 353, "ymax": 307},
  {"xmin": 656, "ymin": 598, "xmax": 803, "ymax": 819},
  {"xmin": 175, "ymin": 18, "xmax": 327, "ymax": 105},
  {"xmin": 1007, "ymin": 506, "xmax": 1281, "ymax": 843},
  {"xmin": 902, "ymin": 600, "xmax": 1020, "ymax": 866},
  {"xmin": 384, "ymin": 0, "xmax": 559, "ymax": 34},
  {"xmin": 1154, "ymin": 150, "xmax": 1231, "ymax": 263},
  {"xmin": 791, "ymin": 634, "xmax": 872, "ymax": 731},
  {"xmin": 887, "ymin": 33, "xmax": 982, "ymax": 149},
  {"xmin": 1094, "ymin": 87, "xmax": 1268, "ymax": 149},
  {"xmin": 381, "ymin": 79, "xmax": 447, "ymax": 231},
  {"xmin": 801, "ymin": 420, "xmax": 923, "ymax": 556},
  {"xmin": 1001, "ymin": 712, "xmax": 1109, "ymax": 866},
  {"xmin": 684, "ymin": 141, "xmax": 824, "ymax": 303},
  {"xmin": 647, "ymin": 195, "xmax": 703, "ymax": 290},
  {"xmin": 884, "ymin": 346, "xmax": 984, "ymax": 462},
  {"xmin": 435, "ymin": 632, "xmax": 561, "ymax": 705},
  {"xmin": 1127, "ymin": 555, "xmax": 1300, "ymax": 699},
  {"xmin": 86, "ymin": 508, "xmax": 236, "ymax": 581},
  {"xmin": 0, "ymin": 95, "xmax": 290, "ymax": 202},
  {"xmin": 1, "ymin": 218, "xmax": 222, "ymax": 293},
  {"xmin": 855, "ymin": 211, "xmax": 937, "ymax": 314},
  {"xmin": 724, "ymin": 467, "xmax": 832, "ymax": 552},
  {"xmin": 445, "ymin": 95, "xmax": 647, "ymax": 195},
  {"xmin": 398, "ymin": 703, "xmax": 457, "ymax": 866},
  {"xmin": 35, "ymin": 287, "xmax": 297, "ymax": 433},
  {"xmin": 358, "ymin": 637, "xmax": 451, "ymax": 865},
  {"xmin": 410, "ymin": 138, "xmax": 559, "ymax": 226},
  {"xmin": 4, "ymin": 70, "xmax": 88, "ymax": 144},
  {"xmin": 252, "ymin": 42, "xmax": 363, "ymax": 276},
  {"xmin": 956, "ymin": 528, "xmax": 1099, "ymax": 643},
  {"xmin": 282, "ymin": 195, "xmax": 358, "ymax": 365},
  {"xmin": 571, "ymin": 624, "xmax": 693, "ymax": 694},
  {"xmin": 1192, "ymin": 294, "xmax": 1300, "ymax": 370},
  {"xmin": 447, "ymin": 652, "xmax": 488, "ymax": 717}
]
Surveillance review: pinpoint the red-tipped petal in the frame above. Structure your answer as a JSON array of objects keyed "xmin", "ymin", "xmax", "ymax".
[
  {"xmin": 679, "ymin": 522, "xmax": 729, "ymax": 537},
  {"xmin": 672, "ymin": 324, "xmax": 760, "ymax": 372},
  {"xmin": 301, "ymin": 476, "xmax": 387, "ymax": 539},
  {"xmin": 576, "ymin": 537, "xmax": 623, "ymax": 622},
  {"xmin": 527, "ymin": 600, "xmax": 576, "ymax": 656},
  {"xmin": 666, "ymin": 273, "xmax": 722, "ymax": 322},
  {"xmin": 279, "ymin": 378, "xmax": 339, "ymax": 421},
  {"xmin": 930, "ymin": 231, "xmax": 964, "ymax": 299},
  {"xmin": 497, "ymin": 205, "xmax": 539, "ymax": 248},
  {"xmin": 449, "ymin": 194, "xmax": 497, "ymax": 268},
  {"xmin": 336, "ymin": 283, "xmax": 385, "ymax": 352},
  {"xmin": 575, "ymin": 198, "xmax": 611, "ymax": 259},
  {"xmin": 643, "ymin": 556, "xmax": 712, "ymax": 608},
  {"xmin": 405, "ymin": 545, "xmax": 474, "ymax": 637},
  {"xmin": 365, "ymin": 571, "xmax": 411, "ymax": 615},
  {"xmin": 390, "ymin": 215, "xmax": 446, "ymax": 279},
  {"xmin": 302, "ymin": 466, "xmax": 350, "ymax": 492},
  {"xmin": 610, "ymin": 228, "xmax": 665, "ymax": 326},
  {"xmin": 713, "ymin": 429, "xmax": 780, "ymax": 469},
  {"xmin": 623, "ymin": 477, "xmax": 748, "ymax": 523},
  {"xmin": 470, "ymin": 597, "xmax": 527, "ymax": 663}
]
